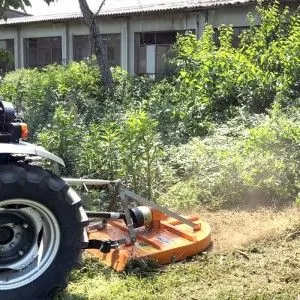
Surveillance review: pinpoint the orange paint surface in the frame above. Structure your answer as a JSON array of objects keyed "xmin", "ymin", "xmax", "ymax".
[{"xmin": 86, "ymin": 215, "xmax": 211, "ymax": 272}]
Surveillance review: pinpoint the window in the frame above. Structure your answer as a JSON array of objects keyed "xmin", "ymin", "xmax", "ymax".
[
  {"xmin": 73, "ymin": 34, "xmax": 121, "ymax": 67},
  {"xmin": 135, "ymin": 31, "xmax": 189, "ymax": 77},
  {"xmin": 213, "ymin": 26, "xmax": 250, "ymax": 48},
  {"xmin": 0, "ymin": 39, "xmax": 15, "ymax": 72},
  {"xmin": 73, "ymin": 35, "xmax": 91, "ymax": 61},
  {"xmin": 232, "ymin": 27, "xmax": 249, "ymax": 47},
  {"xmin": 24, "ymin": 37, "xmax": 62, "ymax": 68}
]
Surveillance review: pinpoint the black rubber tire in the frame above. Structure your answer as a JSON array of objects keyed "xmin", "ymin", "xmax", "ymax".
[{"xmin": 0, "ymin": 164, "xmax": 88, "ymax": 300}]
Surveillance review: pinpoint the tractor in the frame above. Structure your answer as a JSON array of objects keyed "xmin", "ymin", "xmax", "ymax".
[{"xmin": 0, "ymin": 100, "xmax": 211, "ymax": 300}]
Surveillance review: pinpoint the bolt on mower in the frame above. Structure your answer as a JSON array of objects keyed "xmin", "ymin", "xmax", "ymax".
[{"xmin": 0, "ymin": 100, "xmax": 211, "ymax": 300}]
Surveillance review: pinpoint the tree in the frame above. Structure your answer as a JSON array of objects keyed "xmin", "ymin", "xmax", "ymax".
[
  {"xmin": 78, "ymin": 0, "xmax": 113, "ymax": 89},
  {"xmin": 1, "ymin": 0, "xmax": 113, "ymax": 89}
]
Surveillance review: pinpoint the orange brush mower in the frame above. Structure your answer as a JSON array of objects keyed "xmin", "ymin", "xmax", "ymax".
[{"xmin": 65, "ymin": 179, "xmax": 212, "ymax": 272}]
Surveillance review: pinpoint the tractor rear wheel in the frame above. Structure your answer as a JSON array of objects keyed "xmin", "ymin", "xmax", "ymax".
[{"xmin": 0, "ymin": 164, "xmax": 88, "ymax": 300}]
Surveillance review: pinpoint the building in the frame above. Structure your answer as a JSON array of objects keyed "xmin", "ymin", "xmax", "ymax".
[{"xmin": 0, "ymin": 0, "xmax": 298, "ymax": 76}]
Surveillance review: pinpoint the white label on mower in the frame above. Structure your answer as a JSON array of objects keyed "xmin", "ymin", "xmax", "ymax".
[{"xmin": 157, "ymin": 236, "xmax": 171, "ymax": 244}]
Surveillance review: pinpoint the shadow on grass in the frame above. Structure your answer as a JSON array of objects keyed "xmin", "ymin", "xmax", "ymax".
[{"xmin": 72, "ymin": 257, "xmax": 118, "ymax": 281}]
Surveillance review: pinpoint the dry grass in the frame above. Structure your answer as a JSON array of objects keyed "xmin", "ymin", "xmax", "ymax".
[{"xmin": 199, "ymin": 205, "xmax": 300, "ymax": 252}]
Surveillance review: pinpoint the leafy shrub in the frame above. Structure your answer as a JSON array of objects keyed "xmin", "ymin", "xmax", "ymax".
[
  {"xmin": 159, "ymin": 108, "xmax": 300, "ymax": 209},
  {"xmin": 0, "ymin": 68, "xmax": 58, "ymax": 137},
  {"xmin": 38, "ymin": 105, "xmax": 85, "ymax": 176},
  {"xmin": 37, "ymin": 105, "xmax": 165, "ymax": 200},
  {"xmin": 158, "ymin": 1, "xmax": 300, "ymax": 140},
  {"xmin": 79, "ymin": 110, "xmax": 165, "ymax": 199},
  {"xmin": 0, "ymin": 49, "xmax": 14, "ymax": 76},
  {"xmin": 0, "ymin": 61, "xmax": 104, "ymax": 139}
]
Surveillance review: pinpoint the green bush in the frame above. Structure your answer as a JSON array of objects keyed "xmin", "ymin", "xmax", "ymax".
[
  {"xmin": 156, "ymin": 1, "xmax": 300, "ymax": 140},
  {"xmin": 79, "ymin": 110, "xmax": 165, "ymax": 199},
  {"xmin": 0, "ymin": 61, "xmax": 104, "ymax": 139},
  {"xmin": 159, "ymin": 108, "xmax": 300, "ymax": 209},
  {"xmin": 38, "ymin": 105, "xmax": 85, "ymax": 176},
  {"xmin": 0, "ymin": 49, "xmax": 14, "ymax": 76}
]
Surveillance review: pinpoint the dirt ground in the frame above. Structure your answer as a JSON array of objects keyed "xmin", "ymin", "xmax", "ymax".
[{"xmin": 198, "ymin": 205, "xmax": 300, "ymax": 252}]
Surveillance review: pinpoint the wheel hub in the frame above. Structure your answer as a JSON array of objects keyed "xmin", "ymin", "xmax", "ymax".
[
  {"xmin": 0, "ymin": 225, "xmax": 14, "ymax": 245},
  {"xmin": 0, "ymin": 210, "xmax": 37, "ymax": 266}
]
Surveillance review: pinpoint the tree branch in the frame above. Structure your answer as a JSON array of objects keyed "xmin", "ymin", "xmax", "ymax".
[{"xmin": 94, "ymin": 0, "xmax": 106, "ymax": 16}]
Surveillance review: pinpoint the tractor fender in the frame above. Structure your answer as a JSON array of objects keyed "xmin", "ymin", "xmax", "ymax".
[{"xmin": 0, "ymin": 142, "xmax": 65, "ymax": 166}]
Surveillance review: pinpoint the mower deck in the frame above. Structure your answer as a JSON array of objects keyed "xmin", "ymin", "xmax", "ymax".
[
  {"xmin": 87, "ymin": 215, "xmax": 211, "ymax": 272},
  {"xmin": 64, "ymin": 178, "xmax": 212, "ymax": 272}
]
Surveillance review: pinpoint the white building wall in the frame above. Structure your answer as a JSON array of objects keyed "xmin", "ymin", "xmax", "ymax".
[{"xmin": 0, "ymin": 3, "xmax": 271, "ymax": 73}]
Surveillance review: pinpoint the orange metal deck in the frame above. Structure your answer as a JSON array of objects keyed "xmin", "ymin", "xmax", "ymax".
[{"xmin": 86, "ymin": 215, "xmax": 211, "ymax": 272}]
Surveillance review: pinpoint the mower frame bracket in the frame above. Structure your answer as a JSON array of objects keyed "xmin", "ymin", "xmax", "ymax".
[
  {"xmin": 123, "ymin": 188, "xmax": 199, "ymax": 231},
  {"xmin": 63, "ymin": 178, "xmax": 199, "ymax": 231}
]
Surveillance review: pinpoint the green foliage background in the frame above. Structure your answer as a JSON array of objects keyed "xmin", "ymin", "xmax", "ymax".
[{"xmin": 0, "ymin": 2, "xmax": 299, "ymax": 209}]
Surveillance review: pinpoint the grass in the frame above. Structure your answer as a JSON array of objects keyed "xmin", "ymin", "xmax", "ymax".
[{"xmin": 57, "ymin": 206, "xmax": 300, "ymax": 300}]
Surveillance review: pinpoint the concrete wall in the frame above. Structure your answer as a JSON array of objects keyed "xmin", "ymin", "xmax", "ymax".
[
  {"xmin": 208, "ymin": 4, "xmax": 258, "ymax": 27},
  {"xmin": 0, "ymin": 3, "xmax": 277, "ymax": 73}
]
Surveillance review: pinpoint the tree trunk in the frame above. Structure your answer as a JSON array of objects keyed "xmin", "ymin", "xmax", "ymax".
[{"xmin": 78, "ymin": 0, "xmax": 113, "ymax": 89}]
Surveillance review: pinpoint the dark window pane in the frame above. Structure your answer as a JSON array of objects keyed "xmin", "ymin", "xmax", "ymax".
[
  {"xmin": 6, "ymin": 39, "xmax": 14, "ymax": 54},
  {"xmin": 52, "ymin": 47, "xmax": 62, "ymax": 64},
  {"xmin": 103, "ymin": 34, "xmax": 121, "ymax": 66},
  {"xmin": 73, "ymin": 35, "xmax": 91, "ymax": 61},
  {"xmin": 140, "ymin": 32, "xmax": 155, "ymax": 45},
  {"xmin": 155, "ymin": 32, "xmax": 176, "ymax": 44},
  {"xmin": 0, "ymin": 39, "xmax": 15, "ymax": 72},
  {"xmin": 52, "ymin": 37, "xmax": 61, "ymax": 48},
  {"xmin": 24, "ymin": 37, "xmax": 62, "ymax": 68},
  {"xmin": 73, "ymin": 34, "xmax": 121, "ymax": 67},
  {"xmin": 137, "ymin": 45, "xmax": 146, "ymax": 75},
  {"xmin": 232, "ymin": 27, "xmax": 249, "ymax": 48},
  {"xmin": 214, "ymin": 26, "xmax": 250, "ymax": 48},
  {"xmin": 156, "ymin": 45, "xmax": 168, "ymax": 74}
]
